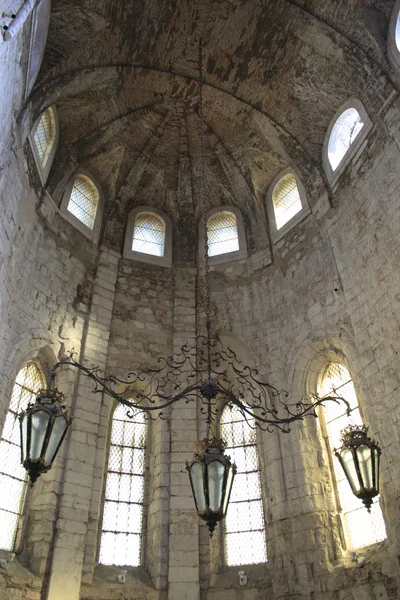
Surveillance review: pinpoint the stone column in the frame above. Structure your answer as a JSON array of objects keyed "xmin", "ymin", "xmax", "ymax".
[
  {"xmin": 45, "ymin": 247, "xmax": 119, "ymax": 600},
  {"xmin": 168, "ymin": 266, "xmax": 200, "ymax": 600}
]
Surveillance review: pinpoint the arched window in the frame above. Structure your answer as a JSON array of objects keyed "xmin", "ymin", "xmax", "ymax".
[
  {"xmin": 66, "ymin": 174, "xmax": 99, "ymax": 231},
  {"xmin": 272, "ymin": 173, "xmax": 303, "ymax": 230},
  {"xmin": 318, "ymin": 362, "xmax": 386, "ymax": 548},
  {"xmin": 99, "ymin": 405, "xmax": 147, "ymax": 567},
  {"xmin": 0, "ymin": 362, "xmax": 44, "ymax": 550},
  {"xmin": 327, "ymin": 108, "xmax": 364, "ymax": 172},
  {"xmin": 323, "ymin": 99, "xmax": 371, "ymax": 184},
  {"xmin": 30, "ymin": 106, "xmax": 58, "ymax": 184},
  {"xmin": 131, "ymin": 212, "xmax": 166, "ymax": 257},
  {"xmin": 207, "ymin": 211, "xmax": 239, "ymax": 257},
  {"xmin": 220, "ymin": 404, "xmax": 267, "ymax": 566},
  {"xmin": 388, "ymin": 0, "xmax": 400, "ymax": 72}
]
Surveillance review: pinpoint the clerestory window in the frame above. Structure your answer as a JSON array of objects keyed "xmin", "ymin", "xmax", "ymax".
[
  {"xmin": 67, "ymin": 174, "xmax": 99, "ymax": 231},
  {"xmin": 99, "ymin": 405, "xmax": 147, "ymax": 567},
  {"xmin": 272, "ymin": 173, "xmax": 302, "ymax": 230},
  {"xmin": 131, "ymin": 212, "xmax": 166, "ymax": 257},
  {"xmin": 207, "ymin": 211, "xmax": 239, "ymax": 257},
  {"xmin": 30, "ymin": 105, "xmax": 58, "ymax": 184},
  {"xmin": 0, "ymin": 362, "xmax": 44, "ymax": 551},
  {"xmin": 318, "ymin": 362, "xmax": 386, "ymax": 549},
  {"xmin": 388, "ymin": 0, "xmax": 400, "ymax": 72},
  {"xmin": 220, "ymin": 404, "xmax": 267, "ymax": 566}
]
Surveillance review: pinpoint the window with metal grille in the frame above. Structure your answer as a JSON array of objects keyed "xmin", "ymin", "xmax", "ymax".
[
  {"xmin": 99, "ymin": 405, "xmax": 147, "ymax": 567},
  {"xmin": 272, "ymin": 174, "xmax": 302, "ymax": 230},
  {"xmin": 328, "ymin": 108, "xmax": 364, "ymax": 171},
  {"xmin": 33, "ymin": 107, "xmax": 56, "ymax": 167},
  {"xmin": 220, "ymin": 404, "xmax": 267, "ymax": 566},
  {"xmin": 67, "ymin": 174, "xmax": 99, "ymax": 230},
  {"xmin": 207, "ymin": 211, "xmax": 239, "ymax": 257},
  {"xmin": 318, "ymin": 362, "xmax": 386, "ymax": 549},
  {"xmin": 131, "ymin": 212, "xmax": 165, "ymax": 257},
  {"xmin": 0, "ymin": 362, "xmax": 44, "ymax": 551}
]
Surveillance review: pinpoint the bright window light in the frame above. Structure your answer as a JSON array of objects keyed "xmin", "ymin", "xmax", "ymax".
[
  {"xmin": 396, "ymin": 10, "xmax": 400, "ymax": 52},
  {"xmin": 0, "ymin": 363, "xmax": 43, "ymax": 550},
  {"xmin": 319, "ymin": 363, "xmax": 386, "ymax": 548},
  {"xmin": 272, "ymin": 173, "xmax": 302, "ymax": 230},
  {"xmin": 99, "ymin": 406, "xmax": 146, "ymax": 567},
  {"xmin": 221, "ymin": 404, "xmax": 267, "ymax": 566},
  {"xmin": 207, "ymin": 212, "xmax": 239, "ymax": 257},
  {"xmin": 33, "ymin": 107, "xmax": 56, "ymax": 167},
  {"xmin": 132, "ymin": 213, "xmax": 165, "ymax": 257},
  {"xmin": 67, "ymin": 174, "xmax": 99, "ymax": 230},
  {"xmin": 328, "ymin": 108, "xmax": 364, "ymax": 171}
]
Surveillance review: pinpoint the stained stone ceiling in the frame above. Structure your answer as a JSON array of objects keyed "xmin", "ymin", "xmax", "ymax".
[{"xmin": 27, "ymin": 0, "xmax": 395, "ymax": 251}]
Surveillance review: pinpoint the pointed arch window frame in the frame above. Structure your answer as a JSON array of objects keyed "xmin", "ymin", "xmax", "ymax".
[
  {"xmin": 60, "ymin": 168, "xmax": 104, "ymax": 243},
  {"xmin": 123, "ymin": 206, "xmax": 173, "ymax": 268},
  {"xmin": 29, "ymin": 105, "xmax": 59, "ymax": 185},
  {"xmin": 322, "ymin": 98, "xmax": 372, "ymax": 187},
  {"xmin": 97, "ymin": 402, "xmax": 149, "ymax": 569},
  {"xmin": 388, "ymin": 0, "xmax": 400, "ymax": 74},
  {"xmin": 0, "ymin": 361, "xmax": 45, "ymax": 552},
  {"xmin": 198, "ymin": 205, "xmax": 247, "ymax": 266},
  {"xmin": 266, "ymin": 167, "xmax": 310, "ymax": 243}
]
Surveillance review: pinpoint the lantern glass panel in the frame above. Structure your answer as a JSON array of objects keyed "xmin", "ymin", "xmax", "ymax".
[
  {"xmin": 20, "ymin": 413, "xmax": 28, "ymax": 462},
  {"xmin": 357, "ymin": 444, "xmax": 373, "ymax": 489},
  {"xmin": 30, "ymin": 411, "xmax": 50, "ymax": 460},
  {"xmin": 223, "ymin": 464, "xmax": 234, "ymax": 514},
  {"xmin": 340, "ymin": 447, "xmax": 361, "ymax": 493},
  {"xmin": 44, "ymin": 415, "xmax": 68, "ymax": 464},
  {"xmin": 190, "ymin": 462, "xmax": 206, "ymax": 512},
  {"xmin": 207, "ymin": 460, "xmax": 225, "ymax": 511}
]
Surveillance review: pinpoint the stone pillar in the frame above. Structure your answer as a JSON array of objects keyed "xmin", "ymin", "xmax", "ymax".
[
  {"xmin": 45, "ymin": 247, "xmax": 119, "ymax": 600},
  {"xmin": 168, "ymin": 266, "xmax": 200, "ymax": 600}
]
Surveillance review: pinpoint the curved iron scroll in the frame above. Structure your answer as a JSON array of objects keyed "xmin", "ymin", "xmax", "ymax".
[{"xmin": 52, "ymin": 337, "xmax": 350, "ymax": 433}]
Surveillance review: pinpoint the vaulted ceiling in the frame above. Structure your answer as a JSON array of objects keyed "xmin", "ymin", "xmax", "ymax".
[{"xmin": 25, "ymin": 0, "xmax": 396, "ymax": 251}]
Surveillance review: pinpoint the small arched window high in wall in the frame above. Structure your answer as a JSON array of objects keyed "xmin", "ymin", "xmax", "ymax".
[
  {"xmin": 323, "ymin": 99, "xmax": 372, "ymax": 185},
  {"xmin": 123, "ymin": 207, "xmax": 172, "ymax": 267},
  {"xmin": 29, "ymin": 106, "xmax": 58, "ymax": 184},
  {"xmin": 60, "ymin": 170, "xmax": 103, "ymax": 242},
  {"xmin": 99, "ymin": 405, "xmax": 147, "ymax": 567},
  {"xmin": 0, "ymin": 362, "xmax": 44, "ymax": 551},
  {"xmin": 318, "ymin": 362, "xmax": 386, "ymax": 549},
  {"xmin": 266, "ymin": 168, "xmax": 309, "ymax": 241},
  {"xmin": 199, "ymin": 206, "xmax": 247, "ymax": 264},
  {"xmin": 388, "ymin": 0, "xmax": 400, "ymax": 72},
  {"xmin": 220, "ymin": 404, "xmax": 267, "ymax": 566}
]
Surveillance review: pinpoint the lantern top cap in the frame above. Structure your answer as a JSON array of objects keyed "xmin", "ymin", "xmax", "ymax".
[
  {"xmin": 37, "ymin": 387, "xmax": 66, "ymax": 404},
  {"xmin": 338, "ymin": 424, "xmax": 381, "ymax": 452},
  {"xmin": 195, "ymin": 437, "xmax": 226, "ymax": 456}
]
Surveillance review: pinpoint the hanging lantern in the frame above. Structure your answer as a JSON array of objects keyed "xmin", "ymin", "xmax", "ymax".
[
  {"xmin": 186, "ymin": 437, "xmax": 236, "ymax": 536},
  {"xmin": 19, "ymin": 388, "xmax": 71, "ymax": 484},
  {"xmin": 334, "ymin": 425, "xmax": 381, "ymax": 512}
]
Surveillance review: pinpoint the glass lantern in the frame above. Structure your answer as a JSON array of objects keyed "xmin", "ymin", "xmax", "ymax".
[
  {"xmin": 334, "ymin": 425, "xmax": 381, "ymax": 511},
  {"xmin": 186, "ymin": 437, "xmax": 236, "ymax": 536},
  {"xmin": 20, "ymin": 388, "xmax": 71, "ymax": 484}
]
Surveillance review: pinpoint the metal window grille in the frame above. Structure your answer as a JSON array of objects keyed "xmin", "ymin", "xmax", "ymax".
[
  {"xmin": 207, "ymin": 212, "xmax": 239, "ymax": 257},
  {"xmin": 0, "ymin": 363, "xmax": 43, "ymax": 551},
  {"xmin": 131, "ymin": 213, "xmax": 165, "ymax": 257},
  {"xmin": 272, "ymin": 174, "xmax": 302, "ymax": 230},
  {"xmin": 318, "ymin": 362, "xmax": 387, "ymax": 548},
  {"xmin": 67, "ymin": 175, "xmax": 99, "ymax": 230},
  {"xmin": 99, "ymin": 405, "xmax": 147, "ymax": 567},
  {"xmin": 33, "ymin": 107, "xmax": 55, "ymax": 167},
  {"xmin": 220, "ymin": 404, "xmax": 267, "ymax": 566},
  {"xmin": 328, "ymin": 108, "xmax": 364, "ymax": 171}
]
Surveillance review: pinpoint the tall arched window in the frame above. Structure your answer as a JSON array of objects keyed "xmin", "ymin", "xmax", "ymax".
[
  {"xmin": 207, "ymin": 211, "xmax": 239, "ymax": 257},
  {"xmin": 99, "ymin": 406, "xmax": 147, "ymax": 567},
  {"xmin": 327, "ymin": 108, "xmax": 364, "ymax": 172},
  {"xmin": 388, "ymin": 0, "xmax": 400, "ymax": 72},
  {"xmin": 220, "ymin": 404, "xmax": 267, "ymax": 566},
  {"xmin": 67, "ymin": 174, "xmax": 99, "ymax": 231},
  {"xmin": 318, "ymin": 362, "xmax": 386, "ymax": 548},
  {"xmin": 0, "ymin": 362, "xmax": 44, "ymax": 550},
  {"xmin": 33, "ymin": 106, "xmax": 56, "ymax": 169},
  {"xmin": 272, "ymin": 173, "xmax": 303, "ymax": 230},
  {"xmin": 131, "ymin": 212, "xmax": 166, "ymax": 257}
]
